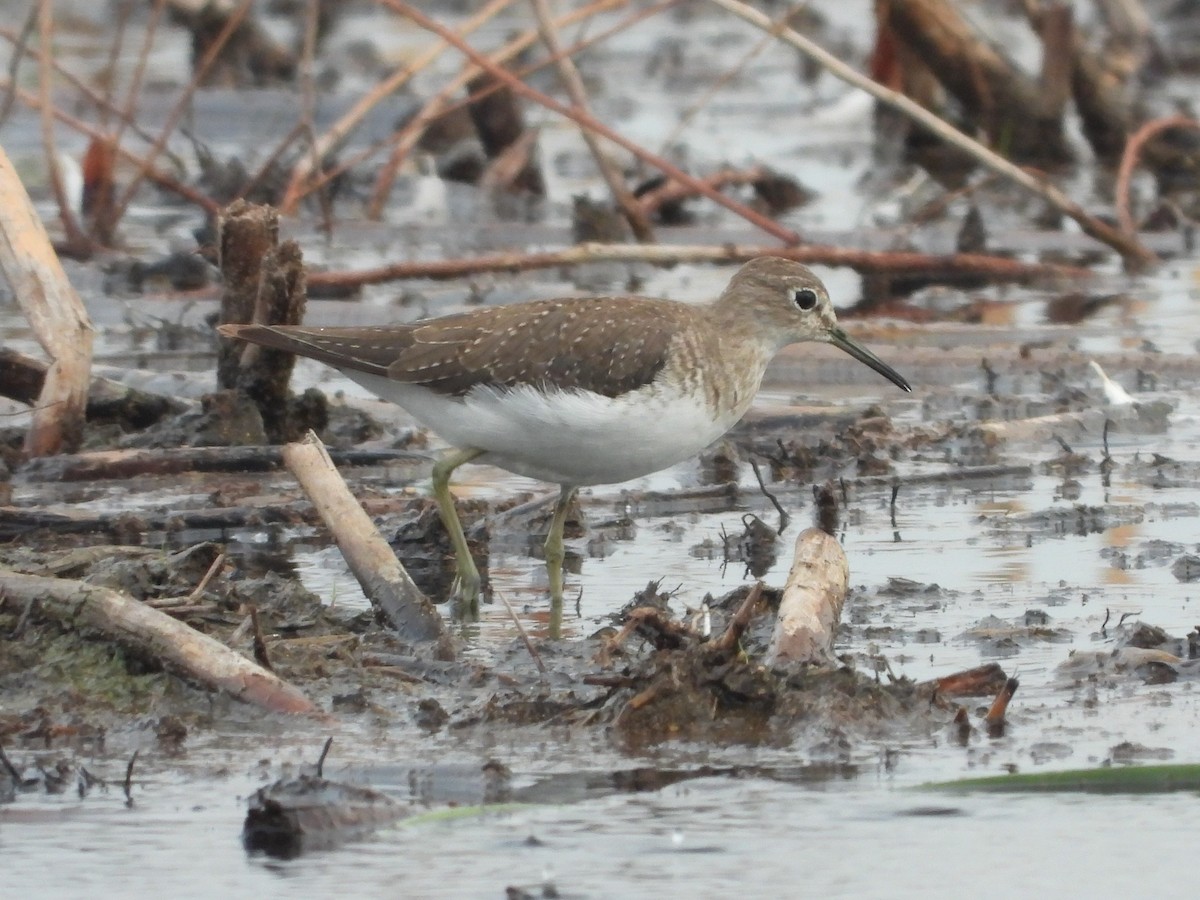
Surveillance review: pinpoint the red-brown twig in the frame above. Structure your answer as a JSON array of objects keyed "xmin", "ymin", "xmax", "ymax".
[
  {"xmin": 1114, "ymin": 114, "xmax": 1200, "ymax": 235},
  {"xmin": 305, "ymin": 241, "xmax": 1087, "ymax": 292}
]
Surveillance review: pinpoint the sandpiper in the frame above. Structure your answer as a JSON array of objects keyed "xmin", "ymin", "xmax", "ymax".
[{"xmin": 219, "ymin": 257, "xmax": 910, "ymax": 617}]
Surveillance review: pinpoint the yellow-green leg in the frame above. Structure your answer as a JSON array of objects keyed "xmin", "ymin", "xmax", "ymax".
[
  {"xmin": 544, "ymin": 485, "xmax": 577, "ymax": 637},
  {"xmin": 431, "ymin": 448, "xmax": 485, "ymax": 617}
]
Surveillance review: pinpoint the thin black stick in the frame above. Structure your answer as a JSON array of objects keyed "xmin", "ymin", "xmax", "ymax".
[
  {"xmin": 316, "ymin": 736, "xmax": 334, "ymax": 777},
  {"xmin": 750, "ymin": 457, "xmax": 789, "ymax": 533},
  {"xmin": 123, "ymin": 750, "xmax": 138, "ymax": 807}
]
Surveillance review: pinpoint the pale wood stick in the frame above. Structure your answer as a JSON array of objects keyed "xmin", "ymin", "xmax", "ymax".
[
  {"xmin": 0, "ymin": 570, "xmax": 318, "ymax": 715},
  {"xmin": 0, "ymin": 146, "xmax": 94, "ymax": 456},
  {"xmin": 282, "ymin": 431, "xmax": 455, "ymax": 658},
  {"xmin": 766, "ymin": 527, "xmax": 849, "ymax": 666}
]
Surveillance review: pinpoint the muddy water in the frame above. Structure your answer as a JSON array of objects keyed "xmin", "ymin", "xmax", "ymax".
[
  {"xmin": 6, "ymin": 764, "xmax": 1198, "ymax": 898},
  {"xmin": 5, "ymin": 3, "xmax": 1200, "ymax": 897}
]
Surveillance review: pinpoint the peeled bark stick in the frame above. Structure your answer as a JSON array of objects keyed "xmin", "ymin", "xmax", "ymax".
[
  {"xmin": 282, "ymin": 432, "xmax": 454, "ymax": 658},
  {"xmin": 0, "ymin": 145, "xmax": 94, "ymax": 456},
  {"xmin": 766, "ymin": 527, "xmax": 849, "ymax": 666},
  {"xmin": 0, "ymin": 570, "xmax": 318, "ymax": 715},
  {"xmin": 984, "ymin": 676, "xmax": 1019, "ymax": 732},
  {"xmin": 971, "ymin": 402, "xmax": 1150, "ymax": 446}
]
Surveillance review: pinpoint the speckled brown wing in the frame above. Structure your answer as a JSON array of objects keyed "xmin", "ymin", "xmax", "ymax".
[
  {"xmin": 218, "ymin": 323, "xmax": 420, "ymax": 377},
  {"xmin": 386, "ymin": 297, "xmax": 683, "ymax": 398}
]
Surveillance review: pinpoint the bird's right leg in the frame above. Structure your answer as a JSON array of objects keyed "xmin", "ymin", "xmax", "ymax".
[
  {"xmin": 430, "ymin": 447, "xmax": 485, "ymax": 618},
  {"xmin": 544, "ymin": 484, "xmax": 577, "ymax": 639}
]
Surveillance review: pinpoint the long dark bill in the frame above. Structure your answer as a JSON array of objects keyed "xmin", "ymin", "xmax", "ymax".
[{"xmin": 828, "ymin": 327, "xmax": 912, "ymax": 392}]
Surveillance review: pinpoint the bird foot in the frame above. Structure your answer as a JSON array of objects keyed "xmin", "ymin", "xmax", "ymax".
[{"xmin": 449, "ymin": 568, "xmax": 483, "ymax": 620}]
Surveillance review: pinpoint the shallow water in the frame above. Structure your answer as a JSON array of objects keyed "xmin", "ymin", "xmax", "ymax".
[
  {"xmin": 7, "ymin": 750, "xmax": 1200, "ymax": 899},
  {"xmin": 5, "ymin": 2, "xmax": 1200, "ymax": 897}
]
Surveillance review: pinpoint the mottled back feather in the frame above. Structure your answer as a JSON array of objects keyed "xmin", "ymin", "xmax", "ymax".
[{"xmin": 221, "ymin": 297, "xmax": 685, "ymax": 399}]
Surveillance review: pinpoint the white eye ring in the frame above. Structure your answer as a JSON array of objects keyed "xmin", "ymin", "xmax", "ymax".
[{"xmin": 792, "ymin": 288, "xmax": 818, "ymax": 311}]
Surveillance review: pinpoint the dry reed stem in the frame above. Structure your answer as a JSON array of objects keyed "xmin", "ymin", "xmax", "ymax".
[
  {"xmin": 36, "ymin": 0, "xmax": 90, "ymax": 252},
  {"xmin": 281, "ymin": 0, "xmax": 518, "ymax": 212},
  {"xmin": 529, "ymin": 0, "xmax": 655, "ymax": 240},
  {"xmin": 365, "ymin": 0, "xmax": 623, "ymax": 218},
  {"xmin": 0, "ymin": 23, "xmax": 181, "ymax": 168},
  {"xmin": 111, "ymin": 0, "xmax": 253, "ymax": 224},
  {"xmin": 706, "ymin": 0, "xmax": 1158, "ymax": 270},
  {"xmin": 383, "ymin": 0, "xmax": 801, "ymax": 245},
  {"xmin": 659, "ymin": 8, "xmax": 790, "ymax": 153},
  {"xmin": 114, "ymin": 0, "xmax": 167, "ymax": 149}
]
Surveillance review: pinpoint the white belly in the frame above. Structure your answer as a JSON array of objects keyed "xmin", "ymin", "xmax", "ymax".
[{"xmin": 343, "ymin": 371, "xmax": 744, "ymax": 486}]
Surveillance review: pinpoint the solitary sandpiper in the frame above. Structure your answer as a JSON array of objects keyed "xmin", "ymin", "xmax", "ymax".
[{"xmin": 219, "ymin": 257, "xmax": 911, "ymax": 617}]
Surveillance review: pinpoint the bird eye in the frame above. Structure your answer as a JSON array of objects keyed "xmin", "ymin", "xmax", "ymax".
[{"xmin": 792, "ymin": 288, "xmax": 818, "ymax": 311}]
